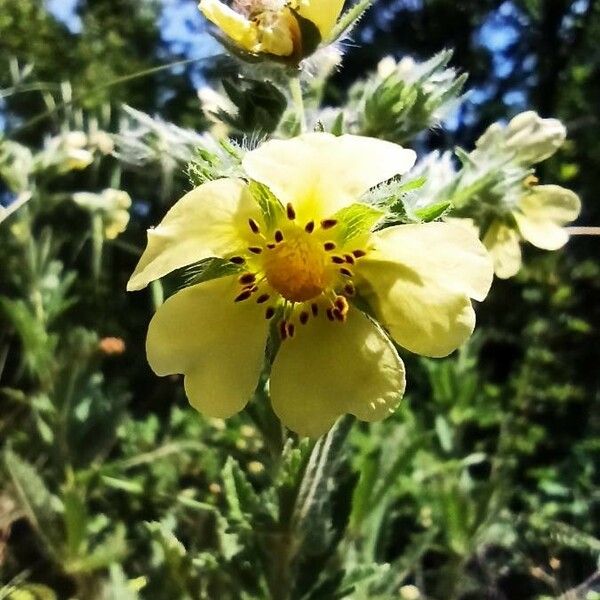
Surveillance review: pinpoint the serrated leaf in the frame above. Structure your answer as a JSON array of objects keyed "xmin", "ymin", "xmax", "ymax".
[
  {"xmin": 292, "ymin": 416, "xmax": 354, "ymax": 552},
  {"xmin": 222, "ymin": 457, "xmax": 261, "ymax": 524},
  {"xmin": 176, "ymin": 495, "xmax": 243, "ymax": 560},
  {"xmin": 66, "ymin": 524, "xmax": 127, "ymax": 574},
  {"xmin": 4, "ymin": 449, "xmax": 62, "ymax": 557}
]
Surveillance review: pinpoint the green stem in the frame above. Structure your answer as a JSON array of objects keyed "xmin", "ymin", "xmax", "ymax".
[
  {"xmin": 289, "ymin": 76, "xmax": 306, "ymax": 133},
  {"xmin": 91, "ymin": 213, "xmax": 104, "ymax": 282}
]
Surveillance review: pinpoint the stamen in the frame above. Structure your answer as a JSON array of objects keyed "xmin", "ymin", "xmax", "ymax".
[
  {"xmin": 323, "ymin": 242, "xmax": 336, "ymax": 251},
  {"xmin": 352, "ymin": 249, "xmax": 367, "ymax": 259},
  {"xmin": 287, "ymin": 323, "xmax": 296, "ymax": 338},
  {"xmin": 235, "ymin": 290, "xmax": 253, "ymax": 302},
  {"xmin": 340, "ymin": 267, "xmax": 353, "ymax": 277},
  {"xmin": 334, "ymin": 296, "xmax": 348, "ymax": 313},
  {"xmin": 248, "ymin": 218, "xmax": 260, "ymax": 234},
  {"xmin": 299, "ymin": 311, "xmax": 309, "ymax": 325},
  {"xmin": 304, "ymin": 221, "xmax": 315, "ymax": 233},
  {"xmin": 239, "ymin": 273, "xmax": 256, "ymax": 285},
  {"xmin": 344, "ymin": 283, "xmax": 355, "ymax": 296},
  {"xmin": 248, "ymin": 246, "xmax": 263, "ymax": 254},
  {"xmin": 344, "ymin": 254, "xmax": 355, "ymax": 265},
  {"xmin": 321, "ymin": 219, "xmax": 338, "ymax": 230},
  {"xmin": 279, "ymin": 320, "xmax": 288, "ymax": 340},
  {"xmin": 265, "ymin": 306, "xmax": 276, "ymax": 319},
  {"xmin": 256, "ymin": 293, "xmax": 270, "ymax": 304},
  {"xmin": 311, "ymin": 303, "xmax": 319, "ymax": 316},
  {"xmin": 286, "ymin": 203, "xmax": 296, "ymax": 220},
  {"xmin": 332, "ymin": 308, "xmax": 344, "ymax": 322},
  {"xmin": 274, "ymin": 230, "xmax": 284, "ymax": 243},
  {"xmin": 230, "ymin": 256, "xmax": 245, "ymax": 265},
  {"xmin": 332, "ymin": 256, "xmax": 345, "ymax": 264}
]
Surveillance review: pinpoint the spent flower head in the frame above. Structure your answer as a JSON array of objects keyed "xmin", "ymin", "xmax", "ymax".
[{"xmin": 128, "ymin": 133, "xmax": 493, "ymax": 437}]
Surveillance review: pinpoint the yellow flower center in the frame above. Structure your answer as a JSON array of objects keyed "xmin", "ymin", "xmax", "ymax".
[
  {"xmin": 229, "ymin": 202, "xmax": 369, "ymax": 339},
  {"xmin": 263, "ymin": 231, "xmax": 331, "ymax": 302}
]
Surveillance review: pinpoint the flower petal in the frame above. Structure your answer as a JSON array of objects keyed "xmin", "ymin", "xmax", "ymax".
[
  {"xmin": 296, "ymin": 0, "xmax": 345, "ymax": 39},
  {"xmin": 128, "ymin": 178, "xmax": 259, "ymax": 291},
  {"xmin": 199, "ymin": 0, "xmax": 259, "ymax": 52},
  {"xmin": 242, "ymin": 133, "xmax": 416, "ymax": 223},
  {"xmin": 483, "ymin": 220, "xmax": 522, "ymax": 279},
  {"xmin": 270, "ymin": 308, "xmax": 405, "ymax": 437},
  {"xmin": 146, "ymin": 276, "xmax": 269, "ymax": 418},
  {"xmin": 514, "ymin": 184, "xmax": 581, "ymax": 251},
  {"xmin": 355, "ymin": 222, "xmax": 493, "ymax": 358}
]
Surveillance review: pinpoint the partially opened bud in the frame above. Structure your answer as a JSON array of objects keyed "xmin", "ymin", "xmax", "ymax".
[{"xmin": 199, "ymin": 0, "xmax": 345, "ymax": 64}]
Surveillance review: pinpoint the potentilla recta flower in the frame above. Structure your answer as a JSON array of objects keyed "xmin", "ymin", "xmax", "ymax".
[
  {"xmin": 128, "ymin": 133, "xmax": 493, "ymax": 437},
  {"xmin": 482, "ymin": 182, "xmax": 581, "ymax": 279},
  {"xmin": 199, "ymin": 0, "xmax": 344, "ymax": 63}
]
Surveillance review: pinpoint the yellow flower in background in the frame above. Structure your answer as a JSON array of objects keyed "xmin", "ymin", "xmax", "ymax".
[
  {"xmin": 128, "ymin": 133, "xmax": 493, "ymax": 437},
  {"xmin": 199, "ymin": 0, "xmax": 344, "ymax": 61},
  {"xmin": 483, "ymin": 184, "xmax": 581, "ymax": 279},
  {"xmin": 73, "ymin": 189, "xmax": 132, "ymax": 239}
]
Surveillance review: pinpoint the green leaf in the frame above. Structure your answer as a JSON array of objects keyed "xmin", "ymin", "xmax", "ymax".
[
  {"xmin": 4, "ymin": 449, "xmax": 62, "ymax": 558},
  {"xmin": 434, "ymin": 415, "xmax": 454, "ymax": 453},
  {"xmin": 0, "ymin": 298, "xmax": 56, "ymax": 381},
  {"xmin": 292, "ymin": 416, "xmax": 354, "ymax": 551},
  {"xmin": 177, "ymin": 495, "xmax": 243, "ymax": 560},
  {"xmin": 332, "ymin": 203, "xmax": 385, "ymax": 244},
  {"xmin": 102, "ymin": 565, "xmax": 142, "ymax": 600},
  {"xmin": 5, "ymin": 584, "xmax": 57, "ymax": 600},
  {"xmin": 222, "ymin": 457, "xmax": 261, "ymax": 524},
  {"xmin": 63, "ymin": 485, "xmax": 88, "ymax": 560},
  {"xmin": 66, "ymin": 524, "xmax": 127, "ymax": 574}
]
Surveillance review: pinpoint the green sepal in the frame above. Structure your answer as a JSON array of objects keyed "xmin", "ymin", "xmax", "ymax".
[
  {"xmin": 414, "ymin": 199, "xmax": 452, "ymax": 222},
  {"xmin": 219, "ymin": 77, "xmax": 287, "ymax": 134},
  {"xmin": 332, "ymin": 203, "xmax": 385, "ymax": 244},
  {"xmin": 184, "ymin": 257, "xmax": 241, "ymax": 287},
  {"xmin": 248, "ymin": 179, "xmax": 285, "ymax": 229}
]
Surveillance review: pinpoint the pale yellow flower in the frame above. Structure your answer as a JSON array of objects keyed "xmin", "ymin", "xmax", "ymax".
[
  {"xmin": 199, "ymin": 0, "xmax": 344, "ymax": 61},
  {"xmin": 128, "ymin": 133, "xmax": 493, "ymax": 437},
  {"xmin": 483, "ymin": 184, "xmax": 581, "ymax": 279},
  {"xmin": 73, "ymin": 189, "xmax": 132, "ymax": 239}
]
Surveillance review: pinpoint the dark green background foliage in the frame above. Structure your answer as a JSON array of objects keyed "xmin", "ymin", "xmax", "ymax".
[{"xmin": 0, "ymin": 1, "xmax": 598, "ymax": 599}]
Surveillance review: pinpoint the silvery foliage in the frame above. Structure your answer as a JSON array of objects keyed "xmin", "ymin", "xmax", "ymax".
[{"xmin": 113, "ymin": 105, "xmax": 212, "ymax": 170}]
